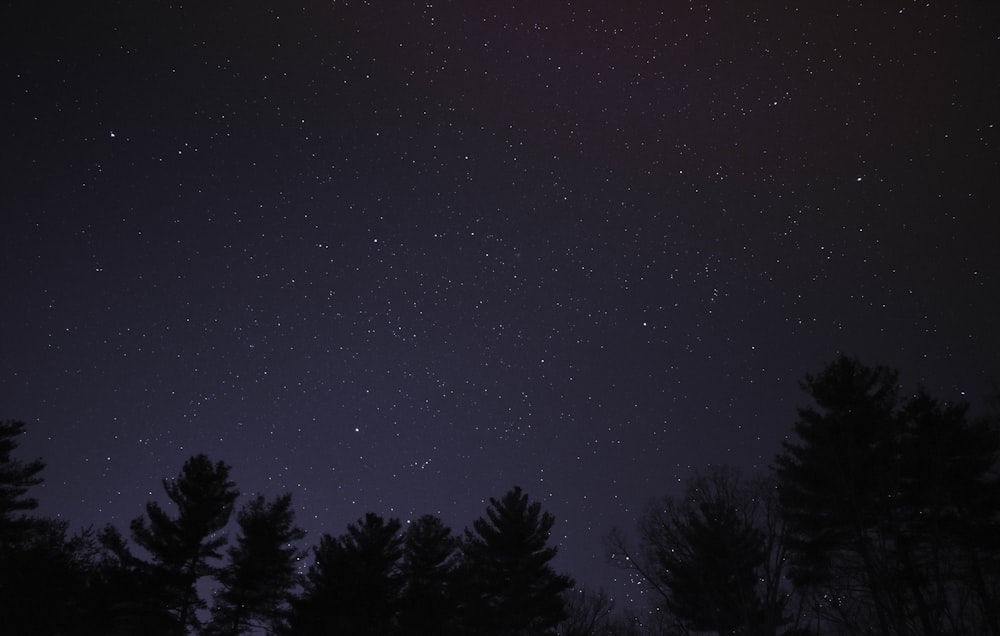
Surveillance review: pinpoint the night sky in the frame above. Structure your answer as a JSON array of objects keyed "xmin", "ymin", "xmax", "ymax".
[{"xmin": 3, "ymin": 1, "xmax": 999, "ymax": 607}]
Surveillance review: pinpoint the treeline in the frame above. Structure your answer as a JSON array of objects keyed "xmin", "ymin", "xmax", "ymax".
[
  {"xmin": 605, "ymin": 355, "xmax": 1000, "ymax": 636},
  {"xmin": 2, "ymin": 355, "xmax": 999, "ymax": 635},
  {"xmin": 0, "ymin": 432, "xmax": 573, "ymax": 635}
]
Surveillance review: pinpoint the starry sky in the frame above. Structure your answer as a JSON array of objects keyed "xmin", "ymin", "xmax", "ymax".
[{"xmin": 3, "ymin": 0, "xmax": 999, "ymax": 606}]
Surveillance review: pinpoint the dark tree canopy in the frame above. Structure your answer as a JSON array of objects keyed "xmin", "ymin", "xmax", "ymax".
[
  {"xmin": 399, "ymin": 514, "xmax": 459, "ymax": 636},
  {"xmin": 0, "ymin": 420, "xmax": 55, "ymax": 633},
  {"xmin": 0, "ymin": 419, "xmax": 45, "ymax": 545},
  {"xmin": 460, "ymin": 485, "xmax": 575, "ymax": 636},
  {"xmin": 609, "ymin": 466, "xmax": 791, "ymax": 636},
  {"xmin": 3, "ymin": 355, "xmax": 996, "ymax": 636},
  {"xmin": 775, "ymin": 355, "xmax": 902, "ymax": 582},
  {"xmin": 290, "ymin": 512, "xmax": 404, "ymax": 635},
  {"xmin": 130, "ymin": 454, "xmax": 239, "ymax": 634},
  {"xmin": 206, "ymin": 492, "xmax": 306, "ymax": 636},
  {"xmin": 775, "ymin": 355, "xmax": 1000, "ymax": 635},
  {"xmin": 657, "ymin": 469, "xmax": 784, "ymax": 634},
  {"xmin": 0, "ymin": 421, "xmax": 121, "ymax": 634}
]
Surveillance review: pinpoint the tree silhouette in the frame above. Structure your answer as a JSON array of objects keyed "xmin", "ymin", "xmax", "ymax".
[
  {"xmin": 83, "ymin": 523, "xmax": 168, "ymax": 634},
  {"xmin": 0, "ymin": 419, "xmax": 45, "ymax": 547},
  {"xmin": 399, "ymin": 514, "xmax": 459, "ymax": 636},
  {"xmin": 459, "ymin": 485, "xmax": 574, "ymax": 636},
  {"xmin": 0, "ymin": 421, "xmax": 118, "ymax": 634},
  {"xmin": 608, "ymin": 466, "xmax": 792, "ymax": 636},
  {"xmin": 0, "ymin": 516, "xmax": 97, "ymax": 634},
  {"xmin": 130, "ymin": 454, "xmax": 239, "ymax": 634},
  {"xmin": 289, "ymin": 512, "xmax": 404, "ymax": 635},
  {"xmin": 206, "ymin": 493, "xmax": 306, "ymax": 635},
  {"xmin": 893, "ymin": 390, "xmax": 1000, "ymax": 634},
  {"xmin": 775, "ymin": 355, "xmax": 1000, "ymax": 635},
  {"xmin": 0, "ymin": 420, "xmax": 56, "ymax": 634},
  {"xmin": 775, "ymin": 356, "xmax": 916, "ymax": 634}
]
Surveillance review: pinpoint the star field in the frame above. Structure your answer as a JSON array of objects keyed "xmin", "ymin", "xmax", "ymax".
[{"xmin": 2, "ymin": 1, "xmax": 999, "ymax": 606}]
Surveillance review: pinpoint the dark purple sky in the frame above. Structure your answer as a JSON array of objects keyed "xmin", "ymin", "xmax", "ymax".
[{"xmin": 3, "ymin": 1, "xmax": 998, "ymax": 607}]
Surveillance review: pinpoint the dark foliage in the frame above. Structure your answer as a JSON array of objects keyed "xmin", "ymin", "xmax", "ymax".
[
  {"xmin": 459, "ymin": 485, "xmax": 575, "ymax": 636},
  {"xmin": 399, "ymin": 514, "xmax": 460, "ymax": 636},
  {"xmin": 0, "ymin": 421, "xmax": 74, "ymax": 634},
  {"xmin": 0, "ymin": 419, "xmax": 45, "ymax": 546},
  {"xmin": 775, "ymin": 355, "xmax": 1000, "ymax": 635},
  {"xmin": 130, "ymin": 454, "xmax": 240, "ymax": 634},
  {"xmin": 289, "ymin": 512, "xmax": 404, "ymax": 635},
  {"xmin": 1, "ymin": 518, "xmax": 96, "ymax": 634},
  {"xmin": 608, "ymin": 466, "xmax": 792, "ymax": 636},
  {"xmin": 0, "ymin": 421, "xmax": 124, "ymax": 634},
  {"xmin": 206, "ymin": 493, "xmax": 306, "ymax": 635},
  {"xmin": 0, "ymin": 423, "xmax": 577, "ymax": 636},
  {"xmin": 3, "ymin": 355, "xmax": 995, "ymax": 635}
]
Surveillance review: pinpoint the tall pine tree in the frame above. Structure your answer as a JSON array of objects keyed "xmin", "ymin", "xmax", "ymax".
[
  {"xmin": 0, "ymin": 421, "xmax": 71, "ymax": 634},
  {"xmin": 459, "ymin": 486, "xmax": 574, "ymax": 636},
  {"xmin": 206, "ymin": 493, "xmax": 305, "ymax": 635},
  {"xmin": 130, "ymin": 454, "xmax": 239, "ymax": 634},
  {"xmin": 0, "ymin": 419, "xmax": 45, "ymax": 547},
  {"xmin": 776, "ymin": 355, "xmax": 1000, "ymax": 635}
]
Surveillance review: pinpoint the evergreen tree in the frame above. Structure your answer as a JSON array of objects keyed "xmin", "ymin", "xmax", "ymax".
[
  {"xmin": 893, "ymin": 391, "xmax": 1000, "ymax": 634},
  {"xmin": 206, "ymin": 493, "xmax": 306, "ymax": 635},
  {"xmin": 88, "ymin": 523, "xmax": 174, "ymax": 635},
  {"xmin": 0, "ymin": 419, "xmax": 45, "ymax": 547},
  {"xmin": 459, "ymin": 486, "xmax": 574, "ymax": 636},
  {"xmin": 399, "ymin": 514, "xmax": 459, "ymax": 636},
  {"xmin": 0, "ymin": 421, "xmax": 121, "ymax": 634},
  {"xmin": 655, "ymin": 469, "xmax": 784, "ymax": 635},
  {"xmin": 289, "ymin": 512, "xmax": 404, "ymax": 635},
  {"xmin": 130, "ymin": 454, "xmax": 239, "ymax": 634},
  {"xmin": 0, "ymin": 420, "xmax": 60, "ymax": 634},
  {"xmin": 775, "ymin": 355, "xmax": 1000, "ymax": 635},
  {"xmin": 0, "ymin": 516, "xmax": 92, "ymax": 634},
  {"xmin": 775, "ymin": 356, "xmax": 912, "ymax": 634}
]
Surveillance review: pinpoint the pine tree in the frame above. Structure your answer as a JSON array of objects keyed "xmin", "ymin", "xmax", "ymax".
[
  {"xmin": 775, "ymin": 355, "xmax": 1000, "ymax": 635},
  {"xmin": 0, "ymin": 421, "xmax": 120, "ymax": 634},
  {"xmin": 0, "ymin": 419, "xmax": 45, "ymax": 547},
  {"xmin": 659, "ymin": 469, "xmax": 785, "ymax": 634},
  {"xmin": 775, "ymin": 356, "xmax": 910, "ymax": 634},
  {"xmin": 130, "ymin": 454, "xmax": 239, "ymax": 634},
  {"xmin": 459, "ymin": 486, "xmax": 574, "ymax": 636},
  {"xmin": 399, "ymin": 514, "xmax": 458, "ymax": 636},
  {"xmin": 206, "ymin": 493, "xmax": 306, "ymax": 635},
  {"xmin": 0, "ymin": 419, "xmax": 54, "ymax": 634},
  {"xmin": 289, "ymin": 512, "xmax": 404, "ymax": 635}
]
